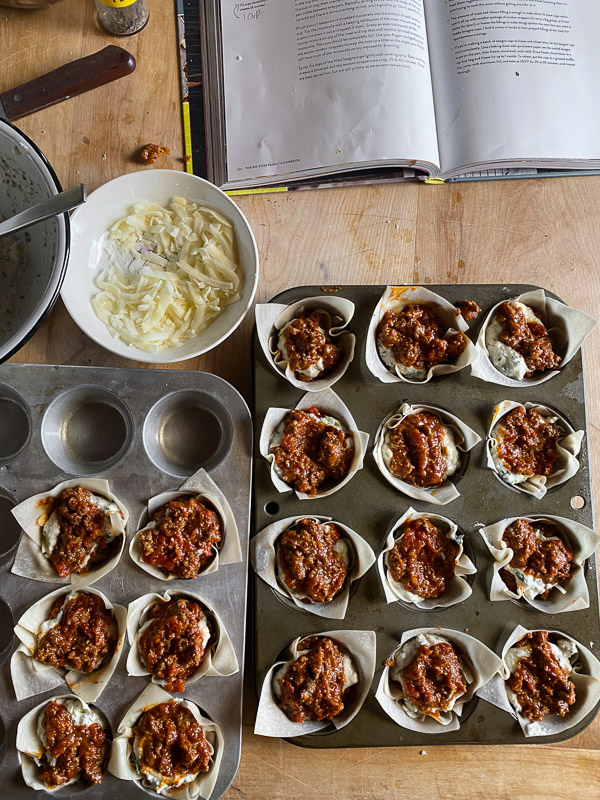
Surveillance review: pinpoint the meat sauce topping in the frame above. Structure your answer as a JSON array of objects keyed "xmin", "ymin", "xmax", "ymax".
[
  {"xmin": 387, "ymin": 517, "xmax": 459, "ymax": 599},
  {"xmin": 386, "ymin": 412, "xmax": 453, "ymax": 487},
  {"xmin": 271, "ymin": 408, "xmax": 354, "ymax": 495},
  {"xmin": 133, "ymin": 701, "xmax": 212, "ymax": 784},
  {"xmin": 35, "ymin": 592, "xmax": 117, "ymax": 673},
  {"xmin": 277, "ymin": 636, "xmax": 349, "ymax": 723},
  {"xmin": 376, "ymin": 304, "xmax": 467, "ymax": 373},
  {"xmin": 455, "ymin": 300, "xmax": 481, "ymax": 321},
  {"xmin": 138, "ymin": 598, "xmax": 210, "ymax": 693},
  {"xmin": 280, "ymin": 311, "xmax": 342, "ymax": 380},
  {"xmin": 495, "ymin": 302, "xmax": 561, "ymax": 377},
  {"xmin": 277, "ymin": 519, "xmax": 348, "ymax": 603},
  {"xmin": 397, "ymin": 641, "xmax": 466, "ymax": 715},
  {"xmin": 139, "ymin": 495, "xmax": 222, "ymax": 578},
  {"xmin": 506, "ymin": 631, "xmax": 576, "ymax": 721},
  {"xmin": 495, "ymin": 407, "xmax": 560, "ymax": 477},
  {"xmin": 38, "ymin": 700, "xmax": 106, "ymax": 788},
  {"xmin": 500, "ymin": 518, "xmax": 573, "ymax": 599}
]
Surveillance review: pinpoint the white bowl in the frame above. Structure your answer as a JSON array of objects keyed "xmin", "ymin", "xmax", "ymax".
[{"xmin": 61, "ymin": 170, "xmax": 259, "ymax": 363}]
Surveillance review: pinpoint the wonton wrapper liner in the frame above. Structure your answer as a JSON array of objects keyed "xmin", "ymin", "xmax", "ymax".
[
  {"xmin": 487, "ymin": 401, "xmax": 583, "ymax": 499},
  {"xmin": 472, "ymin": 288, "xmax": 598, "ymax": 387},
  {"xmin": 254, "ymin": 629, "xmax": 376, "ymax": 737},
  {"xmin": 11, "ymin": 478, "xmax": 128, "ymax": 588},
  {"xmin": 255, "ymin": 296, "xmax": 356, "ymax": 390},
  {"xmin": 378, "ymin": 508, "xmax": 476, "ymax": 609},
  {"xmin": 108, "ymin": 683, "xmax": 224, "ymax": 799},
  {"xmin": 365, "ymin": 285, "xmax": 475, "ymax": 383},
  {"xmin": 259, "ymin": 388, "xmax": 370, "ymax": 499},
  {"xmin": 373, "ymin": 403, "xmax": 481, "ymax": 505},
  {"xmin": 11, "ymin": 585, "xmax": 127, "ymax": 702},
  {"xmin": 250, "ymin": 515, "xmax": 376, "ymax": 619},
  {"xmin": 375, "ymin": 628, "xmax": 502, "ymax": 734},
  {"xmin": 126, "ymin": 589, "xmax": 238, "ymax": 686},
  {"xmin": 17, "ymin": 693, "xmax": 111, "ymax": 793},
  {"xmin": 477, "ymin": 625, "xmax": 600, "ymax": 737},
  {"xmin": 480, "ymin": 515, "xmax": 600, "ymax": 613},
  {"xmin": 129, "ymin": 468, "xmax": 241, "ymax": 580}
]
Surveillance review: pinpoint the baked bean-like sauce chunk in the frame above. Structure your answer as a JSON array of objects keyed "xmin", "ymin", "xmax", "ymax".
[
  {"xmin": 277, "ymin": 636, "xmax": 349, "ymax": 723},
  {"xmin": 132, "ymin": 701, "xmax": 212, "ymax": 785},
  {"xmin": 35, "ymin": 592, "xmax": 117, "ymax": 673},
  {"xmin": 495, "ymin": 302, "xmax": 561, "ymax": 377},
  {"xmin": 495, "ymin": 407, "xmax": 560, "ymax": 477},
  {"xmin": 376, "ymin": 305, "xmax": 467, "ymax": 373},
  {"xmin": 139, "ymin": 496, "xmax": 221, "ymax": 578},
  {"xmin": 271, "ymin": 408, "xmax": 354, "ymax": 495},
  {"xmin": 278, "ymin": 519, "xmax": 348, "ymax": 603},
  {"xmin": 386, "ymin": 412, "xmax": 453, "ymax": 487},
  {"xmin": 388, "ymin": 517, "xmax": 459, "ymax": 599},
  {"xmin": 138, "ymin": 598, "xmax": 211, "ymax": 693},
  {"xmin": 281, "ymin": 312, "xmax": 342, "ymax": 380},
  {"xmin": 455, "ymin": 300, "xmax": 481, "ymax": 321},
  {"xmin": 500, "ymin": 518, "xmax": 573, "ymax": 599},
  {"xmin": 398, "ymin": 641, "xmax": 466, "ymax": 715},
  {"xmin": 506, "ymin": 631, "xmax": 576, "ymax": 721},
  {"xmin": 38, "ymin": 700, "xmax": 106, "ymax": 788}
]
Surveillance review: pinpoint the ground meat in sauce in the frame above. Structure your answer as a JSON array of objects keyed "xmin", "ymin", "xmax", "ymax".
[
  {"xmin": 35, "ymin": 592, "xmax": 116, "ymax": 673},
  {"xmin": 495, "ymin": 302, "xmax": 561, "ymax": 377},
  {"xmin": 397, "ymin": 641, "xmax": 466, "ymax": 715},
  {"xmin": 271, "ymin": 408, "xmax": 354, "ymax": 495},
  {"xmin": 38, "ymin": 700, "xmax": 106, "ymax": 788},
  {"xmin": 139, "ymin": 496, "xmax": 222, "ymax": 578},
  {"xmin": 280, "ymin": 312, "xmax": 342, "ymax": 380},
  {"xmin": 506, "ymin": 631, "xmax": 576, "ymax": 721},
  {"xmin": 386, "ymin": 412, "xmax": 454, "ymax": 487},
  {"xmin": 138, "ymin": 598, "xmax": 211, "ymax": 693},
  {"xmin": 133, "ymin": 701, "xmax": 211, "ymax": 784},
  {"xmin": 455, "ymin": 300, "xmax": 481, "ymax": 321},
  {"xmin": 376, "ymin": 305, "xmax": 467, "ymax": 373},
  {"xmin": 139, "ymin": 143, "xmax": 170, "ymax": 164},
  {"xmin": 277, "ymin": 519, "xmax": 348, "ymax": 603},
  {"xmin": 387, "ymin": 517, "xmax": 459, "ymax": 599},
  {"xmin": 42, "ymin": 487, "xmax": 121, "ymax": 578},
  {"xmin": 500, "ymin": 519, "xmax": 573, "ymax": 599},
  {"xmin": 277, "ymin": 636, "xmax": 349, "ymax": 723},
  {"xmin": 495, "ymin": 407, "xmax": 560, "ymax": 477}
]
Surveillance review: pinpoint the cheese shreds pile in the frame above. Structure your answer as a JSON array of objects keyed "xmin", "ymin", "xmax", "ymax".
[{"xmin": 91, "ymin": 197, "xmax": 242, "ymax": 352}]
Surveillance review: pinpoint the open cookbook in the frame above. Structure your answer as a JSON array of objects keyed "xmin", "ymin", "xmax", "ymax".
[{"xmin": 182, "ymin": 0, "xmax": 600, "ymax": 190}]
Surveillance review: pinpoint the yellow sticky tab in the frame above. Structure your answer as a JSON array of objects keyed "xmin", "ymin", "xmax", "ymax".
[
  {"xmin": 424, "ymin": 178, "xmax": 446, "ymax": 184},
  {"xmin": 97, "ymin": 0, "xmax": 137, "ymax": 7}
]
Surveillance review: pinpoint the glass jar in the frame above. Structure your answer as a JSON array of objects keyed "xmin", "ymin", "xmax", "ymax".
[{"xmin": 94, "ymin": 0, "xmax": 149, "ymax": 36}]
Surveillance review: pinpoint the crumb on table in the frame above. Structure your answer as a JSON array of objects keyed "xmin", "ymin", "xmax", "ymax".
[{"xmin": 139, "ymin": 143, "xmax": 170, "ymax": 164}]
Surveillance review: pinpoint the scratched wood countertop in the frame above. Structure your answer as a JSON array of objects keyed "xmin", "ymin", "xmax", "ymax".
[{"xmin": 2, "ymin": 1, "xmax": 600, "ymax": 798}]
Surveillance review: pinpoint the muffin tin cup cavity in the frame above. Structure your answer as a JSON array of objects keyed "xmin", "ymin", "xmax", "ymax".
[
  {"xmin": 373, "ymin": 402, "xmax": 481, "ymax": 506},
  {"xmin": 0, "ymin": 489, "xmax": 22, "ymax": 566},
  {"xmin": 41, "ymin": 386, "xmax": 133, "ymax": 475},
  {"xmin": 472, "ymin": 288, "xmax": 598, "ymax": 387},
  {"xmin": 254, "ymin": 630, "xmax": 376, "ymax": 737},
  {"xmin": 0, "ymin": 595, "xmax": 14, "ymax": 669},
  {"xmin": 0, "ymin": 385, "xmax": 31, "ymax": 466},
  {"xmin": 251, "ymin": 515, "xmax": 376, "ymax": 620},
  {"xmin": 143, "ymin": 389, "xmax": 233, "ymax": 480},
  {"xmin": 11, "ymin": 585, "xmax": 127, "ymax": 703},
  {"xmin": 375, "ymin": 628, "xmax": 503, "ymax": 734}
]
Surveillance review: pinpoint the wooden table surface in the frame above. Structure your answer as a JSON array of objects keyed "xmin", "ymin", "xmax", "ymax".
[{"xmin": 2, "ymin": 1, "xmax": 600, "ymax": 797}]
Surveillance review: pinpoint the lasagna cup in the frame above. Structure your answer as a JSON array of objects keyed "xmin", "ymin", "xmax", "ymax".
[
  {"xmin": 378, "ymin": 508, "xmax": 476, "ymax": 610},
  {"xmin": 487, "ymin": 401, "xmax": 583, "ymax": 499},
  {"xmin": 11, "ymin": 585, "xmax": 126, "ymax": 702},
  {"xmin": 255, "ymin": 295, "xmax": 355, "ymax": 390}
]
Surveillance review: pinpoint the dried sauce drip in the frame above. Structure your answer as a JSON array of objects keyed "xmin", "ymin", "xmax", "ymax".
[
  {"xmin": 278, "ymin": 519, "xmax": 348, "ymax": 603},
  {"xmin": 506, "ymin": 631, "xmax": 576, "ymax": 721},
  {"xmin": 398, "ymin": 642, "xmax": 466, "ymax": 714},
  {"xmin": 455, "ymin": 300, "xmax": 481, "ymax": 321},
  {"xmin": 138, "ymin": 598, "xmax": 211, "ymax": 692},
  {"xmin": 376, "ymin": 305, "xmax": 467, "ymax": 372},
  {"xmin": 133, "ymin": 701, "xmax": 211, "ymax": 784},
  {"xmin": 139, "ymin": 143, "xmax": 170, "ymax": 164},
  {"xmin": 387, "ymin": 517, "xmax": 459, "ymax": 599},
  {"xmin": 139, "ymin": 496, "xmax": 222, "ymax": 578},
  {"xmin": 38, "ymin": 700, "xmax": 106, "ymax": 788},
  {"xmin": 280, "ymin": 312, "xmax": 342, "ymax": 380},
  {"xmin": 495, "ymin": 302, "xmax": 561, "ymax": 377},
  {"xmin": 271, "ymin": 408, "xmax": 353, "ymax": 495},
  {"xmin": 496, "ymin": 407, "xmax": 560, "ymax": 477},
  {"xmin": 35, "ymin": 592, "xmax": 116, "ymax": 673},
  {"xmin": 386, "ymin": 412, "xmax": 451, "ymax": 487},
  {"xmin": 277, "ymin": 636, "xmax": 348, "ymax": 723},
  {"xmin": 500, "ymin": 519, "xmax": 573, "ymax": 599}
]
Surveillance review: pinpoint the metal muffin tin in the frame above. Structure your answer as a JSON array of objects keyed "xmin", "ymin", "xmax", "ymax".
[
  {"xmin": 0, "ymin": 362, "xmax": 251, "ymax": 797},
  {"xmin": 252, "ymin": 284, "xmax": 598, "ymax": 747}
]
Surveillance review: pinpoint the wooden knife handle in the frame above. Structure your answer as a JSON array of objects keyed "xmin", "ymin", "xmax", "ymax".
[{"xmin": 1, "ymin": 45, "xmax": 136, "ymax": 122}]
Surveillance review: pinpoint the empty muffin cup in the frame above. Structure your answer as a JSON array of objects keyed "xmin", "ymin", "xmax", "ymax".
[{"xmin": 0, "ymin": 384, "xmax": 31, "ymax": 466}]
